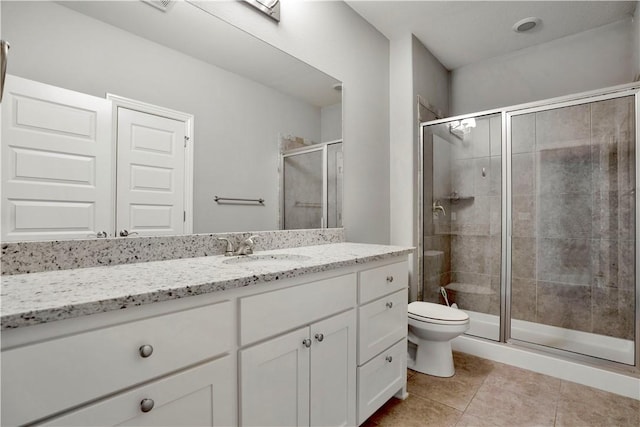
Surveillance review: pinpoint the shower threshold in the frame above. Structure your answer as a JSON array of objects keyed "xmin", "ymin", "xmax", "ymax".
[{"xmin": 464, "ymin": 310, "xmax": 634, "ymax": 365}]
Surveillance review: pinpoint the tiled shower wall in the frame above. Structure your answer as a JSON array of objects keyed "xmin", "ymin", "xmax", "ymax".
[
  {"xmin": 423, "ymin": 96, "xmax": 635, "ymax": 341},
  {"xmin": 511, "ymin": 97, "xmax": 635, "ymax": 341},
  {"xmin": 423, "ymin": 114, "xmax": 502, "ymax": 318}
]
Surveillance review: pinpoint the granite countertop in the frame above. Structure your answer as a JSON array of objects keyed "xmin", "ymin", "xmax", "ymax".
[{"xmin": 1, "ymin": 242, "xmax": 413, "ymax": 330}]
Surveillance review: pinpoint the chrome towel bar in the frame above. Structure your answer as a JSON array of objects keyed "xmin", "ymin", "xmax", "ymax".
[{"xmin": 214, "ymin": 196, "xmax": 264, "ymax": 205}]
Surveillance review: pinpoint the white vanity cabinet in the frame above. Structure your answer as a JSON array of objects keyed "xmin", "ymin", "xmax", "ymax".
[
  {"xmin": 1, "ymin": 300, "xmax": 235, "ymax": 427},
  {"xmin": 1, "ymin": 251, "xmax": 411, "ymax": 427},
  {"xmin": 239, "ymin": 273, "xmax": 357, "ymax": 427},
  {"xmin": 356, "ymin": 260, "xmax": 409, "ymax": 425},
  {"xmin": 40, "ymin": 356, "xmax": 234, "ymax": 426},
  {"xmin": 240, "ymin": 310, "xmax": 356, "ymax": 427}
]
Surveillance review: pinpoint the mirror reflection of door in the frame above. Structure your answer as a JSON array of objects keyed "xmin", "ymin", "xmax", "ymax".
[
  {"xmin": 0, "ymin": 75, "xmax": 194, "ymax": 241},
  {"xmin": 1, "ymin": 75, "xmax": 113, "ymax": 241},
  {"xmin": 115, "ymin": 108, "xmax": 188, "ymax": 237}
]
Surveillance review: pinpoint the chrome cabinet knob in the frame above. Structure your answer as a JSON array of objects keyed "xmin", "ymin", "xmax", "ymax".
[
  {"xmin": 386, "ymin": 276, "xmax": 394, "ymax": 283},
  {"xmin": 315, "ymin": 333, "xmax": 324, "ymax": 342},
  {"xmin": 140, "ymin": 398, "xmax": 154, "ymax": 413},
  {"xmin": 302, "ymin": 338, "xmax": 312, "ymax": 348},
  {"xmin": 385, "ymin": 356, "xmax": 393, "ymax": 363},
  {"xmin": 386, "ymin": 301, "xmax": 393, "ymax": 309},
  {"xmin": 139, "ymin": 344, "xmax": 154, "ymax": 358}
]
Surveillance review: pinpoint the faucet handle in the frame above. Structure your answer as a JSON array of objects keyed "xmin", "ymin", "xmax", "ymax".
[
  {"xmin": 239, "ymin": 235, "xmax": 258, "ymax": 255},
  {"xmin": 217, "ymin": 237, "xmax": 235, "ymax": 256},
  {"xmin": 244, "ymin": 235, "xmax": 258, "ymax": 246}
]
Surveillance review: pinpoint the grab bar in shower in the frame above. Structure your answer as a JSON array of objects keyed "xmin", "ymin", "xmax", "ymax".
[{"xmin": 214, "ymin": 196, "xmax": 264, "ymax": 205}]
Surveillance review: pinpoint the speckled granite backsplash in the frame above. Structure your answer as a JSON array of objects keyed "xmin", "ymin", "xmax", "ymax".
[{"xmin": 1, "ymin": 228, "xmax": 345, "ymax": 275}]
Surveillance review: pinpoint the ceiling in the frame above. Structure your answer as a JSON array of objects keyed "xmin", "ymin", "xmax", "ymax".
[{"xmin": 346, "ymin": 0, "xmax": 638, "ymax": 70}]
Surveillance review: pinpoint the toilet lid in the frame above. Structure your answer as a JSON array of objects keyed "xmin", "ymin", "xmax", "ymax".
[{"xmin": 408, "ymin": 301, "xmax": 469, "ymax": 322}]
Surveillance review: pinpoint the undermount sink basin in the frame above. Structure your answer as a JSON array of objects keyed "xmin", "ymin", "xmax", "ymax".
[{"xmin": 222, "ymin": 253, "xmax": 312, "ymax": 266}]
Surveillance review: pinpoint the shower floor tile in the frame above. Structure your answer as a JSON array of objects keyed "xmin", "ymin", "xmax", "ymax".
[{"xmin": 362, "ymin": 351, "xmax": 640, "ymax": 427}]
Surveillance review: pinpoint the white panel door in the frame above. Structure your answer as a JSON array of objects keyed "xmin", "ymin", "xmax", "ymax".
[
  {"xmin": 116, "ymin": 108, "xmax": 185, "ymax": 236},
  {"xmin": 1, "ymin": 75, "xmax": 112, "ymax": 241},
  {"xmin": 240, "ymin": 327, "xmax": 310, "ymax": 426},
  {"xmin": 310, "ymin": 310, "xmax": 356, "ymax": 427}
]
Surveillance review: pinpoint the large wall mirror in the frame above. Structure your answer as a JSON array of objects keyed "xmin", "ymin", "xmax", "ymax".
[{"xmin": 0, "ymin": 0, "xmax": 342, "ymax": 241}]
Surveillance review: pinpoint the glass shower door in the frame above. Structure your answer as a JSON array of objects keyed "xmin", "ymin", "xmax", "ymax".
[
  {"xmin": 281, "ymin": 142, "xmax": 343, "ymax": 230},
  {"xmin": 282, "ymin": 148, "xmax": 324, "ymax": 229},
  {"xmin": 508, "ymin": 95, "xmax": 636, "ymax": 364},
  {"xmin": 422, "ymin": 113, "xmax": 502, "ymax": 341}
]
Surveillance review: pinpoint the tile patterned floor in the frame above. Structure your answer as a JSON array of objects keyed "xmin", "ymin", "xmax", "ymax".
[{"xmin": 363, "ymin": 352, "xmax": 640, "ymax": 427}]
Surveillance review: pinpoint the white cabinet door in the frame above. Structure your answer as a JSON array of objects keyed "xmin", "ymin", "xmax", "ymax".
[
  {"xmin": 240, "ymin": 326, "xmax": 311, "ymax": 426},
  {"xmin": 1, "ymin": 75, "xmax": 113, "ymax": 241},
  {"xmin": 310, "ymin": 310, "xmax": 356, "ymax": 427},
  {"xmin": 116, "ymin": 108, "xmax": 185, "ymax": 236},
  {"xmin": 42, "ymin": 357, "xmax": 235, "ymax": 427}
]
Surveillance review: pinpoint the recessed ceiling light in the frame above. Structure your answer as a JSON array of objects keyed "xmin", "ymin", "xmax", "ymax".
[{"xmin": 513, "ymin": 17, "xmax": 541, "ymax": 33}]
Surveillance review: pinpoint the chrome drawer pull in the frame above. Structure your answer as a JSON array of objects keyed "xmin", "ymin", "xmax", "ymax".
[
  {"xmin": 139, "ymin": 344, "xmax": 154, "ymax": 358},
  {"xmin": 303, "ymin": 338, "xmax": 312, "ymax": 348},
  {"xmin": 385, "ymin": 356, "xmax": 393, "ymax": 363},
  {"xmin": 386, "ymin": 301, "xmax": 393, "ymax": 309},
  {"xmin": 386, "ymin": 276, "xmax": 394, "ymax": 283},
  {"xmin": 315, "ymin": 333, "xmax": 324, "ymax": 342},
  {"xmin": 140, "ymin": 398, "xmax": 154, "ymax": 413}
]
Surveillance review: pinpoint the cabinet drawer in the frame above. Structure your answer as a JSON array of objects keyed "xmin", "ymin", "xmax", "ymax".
[
  {"xmin": 41, "ymin": 356, "xmax": 234, "ymax": 426},
  {"xmin": 357, "ymin": 339, "xmax": 406, "ymax": 425},
  {"xmin": 240, "ymin": 273, "xmax": 356, "ymax": 346},
  {"xmin": 359, "ymin": 260, "xmax": 407, "ymax": 304},
  {"xmin": 358, "ymin": 289, "xmax": 407, "ymax": 364},
  {"xmin": 2, "ymin": 301, "xmax": 231, "ymax": 427}
]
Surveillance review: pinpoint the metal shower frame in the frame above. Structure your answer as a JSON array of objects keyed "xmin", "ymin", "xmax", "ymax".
[{"xmin": 418, "ymin": 81, "xmax": 640, "ymax": 373}]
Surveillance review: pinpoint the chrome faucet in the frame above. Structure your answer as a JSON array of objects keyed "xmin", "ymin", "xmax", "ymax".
[
  {"xmin": 235, "ymin": 235, "xmax": 258, "ymax": 256},
  {"xmin": 218, "ymin": 237, "xmax": 235, "ymax": 256},
  {"xmin": 432, "ymin": 200, "xmax": 446, "ymax": 217}
]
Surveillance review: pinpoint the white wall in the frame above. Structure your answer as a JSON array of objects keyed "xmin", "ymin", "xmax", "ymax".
[
  {"xmin": 389, "ymin": 34, "xmax": 449, "ymax": 301},
  {"xmin": 450, "ymin": 18, "xmax": 636, "ymax": 115},
  {"xmin": 320, "ymin": 103, "xmax": 342, "ymax": 142},
  {"xmin": 196, "ymin": 0, "xmax": 390, "ymax": 244},
  {"xmin": 1, "ymin": 1, "xmax": 322, "ymax": 234}
]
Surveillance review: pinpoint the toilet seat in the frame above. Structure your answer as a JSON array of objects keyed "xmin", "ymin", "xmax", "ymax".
[{"xmin": 408, "ymin": 301, "xmax": 469, "ymax": 325}]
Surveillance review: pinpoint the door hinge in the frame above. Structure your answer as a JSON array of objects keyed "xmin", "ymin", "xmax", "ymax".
[
  {"xmin": 183, "ymin": 210, "xmax": 186, "ymax": 222},
  {"xmin": 184, "ymin": 136, "xmax": 190, "ymax": 148}
]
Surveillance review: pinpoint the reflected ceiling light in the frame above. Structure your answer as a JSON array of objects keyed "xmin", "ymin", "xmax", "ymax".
[
  {"xmin": 244, "ymin": 0, "xmax": 280, "ymax": 22},
  {"xmin": 513, "ymin": 17, "xmax": 541, "ymax": 33},
  {"xmin": 140, "ymin": 0, "xmax": 175, "ymax": 13}
]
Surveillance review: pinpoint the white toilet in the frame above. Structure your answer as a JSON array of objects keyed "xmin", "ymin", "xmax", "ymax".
[{"xmin": 407, "ymin": 301, "xmax": 470, "ymax": 377}]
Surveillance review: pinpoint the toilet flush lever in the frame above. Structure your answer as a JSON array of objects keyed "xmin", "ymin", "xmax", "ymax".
[{"xmin": 432, "ymin": 200, "xmax": 446, "ymax": 217}]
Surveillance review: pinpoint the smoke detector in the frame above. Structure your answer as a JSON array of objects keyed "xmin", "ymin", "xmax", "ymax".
[{"xmin": 513, "ymin": 17, "xmax": 541, "ymax": 33}]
